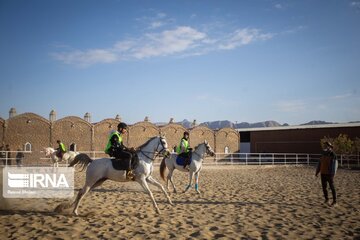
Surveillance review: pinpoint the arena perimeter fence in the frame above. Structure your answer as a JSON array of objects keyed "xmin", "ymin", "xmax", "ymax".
[{"xmin": 0, "ymin": 151, "xmax": 359, "ymax": 169}]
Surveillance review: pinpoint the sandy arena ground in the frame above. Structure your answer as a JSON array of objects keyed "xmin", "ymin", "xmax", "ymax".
[{"xmin": 1, "ymin": 165, "xmax": 360, "ymax": 239}]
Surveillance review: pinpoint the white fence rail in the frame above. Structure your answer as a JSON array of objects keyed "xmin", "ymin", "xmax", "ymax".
[
  {"xmin": 212, "ymin": 153, "xmax": 360, "ymax": 168},
  {"xmin": 0, "ymin": 150, "xmax": 31, "ymax": 166},
  {"xmin": 1, "ymin": 151, "xmax": 359, "ymax": 168}
]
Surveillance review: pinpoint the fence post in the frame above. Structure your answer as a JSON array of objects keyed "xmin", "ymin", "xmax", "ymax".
[
  {"xmin": 245, "ymin": 154, "xmax": 248, "ymax": 165},
  {"xmin": 296, "ymin": 154, "xmax": 298, "ymax": 165},
  {"xmin": 259, "ymin": 154, "xmax": 261, "ymax": 165},
  {"xmin": 285, "ymin": 154, "xmax": 286, "ymax": 165},
  {"xmin": 307, "ymin": 154, "xmax": 309, "ymax": 165},
  {"xmin": 272, "ymin": 154, "xmax": 274, "ymax": 165},
  {"xmin": 340, "ymin": 155, "xmax": 343, "ymax": 167}
]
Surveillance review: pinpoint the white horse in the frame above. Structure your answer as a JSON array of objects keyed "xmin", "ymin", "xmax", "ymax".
[
  {"xmin": 160, "ymin": 140, "xmax": 215, "ymax": 194},
  {"xmin": 64, "ymin": 136, "xmax": 172, "ymax": 215},
  {"xmin": 44, "ymin": 147, "xmax": 79, "ymax": 167}
]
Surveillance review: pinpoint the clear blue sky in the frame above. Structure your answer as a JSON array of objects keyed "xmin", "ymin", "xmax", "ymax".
[{"xmin": 1, "ymin": 0, "xmax": 360, "ymax": 125}]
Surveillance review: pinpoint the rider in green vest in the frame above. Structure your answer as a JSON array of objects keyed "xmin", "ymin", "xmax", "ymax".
[
  {"xmin": 56, "ymin": 140, "xmax": 67, "ymax": 159},
  {"xmin": 177, "ymin": 131, "xmax": 192, "ymax": 169},
  {"xmin": 105, "ymin": 122, "xmax": 135, "ymax": 180}
]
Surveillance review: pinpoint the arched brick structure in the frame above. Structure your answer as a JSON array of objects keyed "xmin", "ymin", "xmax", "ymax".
[
  {"xmin": 0, "ymin": 118, "xmax": 4, "ymax": 145},
  {"xmin": 215, "ymin": 128, "xmax": 240, "ymax": 153},
  {"xmin": 189, "ymin": 126, "xmax": 215, "ymax": 151},
  {"xmin": 160, "ymin": 123, "xmax": 187, "ymax": 152},
  {"xmin": 128, "ymin": 121, "xmax": 160, "ymax": 147},
  {"xmin": 4, "ymin": 113, "xmax": 50, "ymax": 162},
  {"xmin": 52, "ymin": 116, "xmax": 92, "ymax": 152},
  {"xmin": 2, "ymin": 110, "xmax": 360, "ymax": 166}
]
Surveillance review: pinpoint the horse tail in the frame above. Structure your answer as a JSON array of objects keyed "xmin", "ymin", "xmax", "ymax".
[
  {"xmin": 160, "ymin": 156, "xmax": 167, "ymax": 181},
  {"xmin": 69, "ymin": 153, "xmax": 93, "ymax": 171}
]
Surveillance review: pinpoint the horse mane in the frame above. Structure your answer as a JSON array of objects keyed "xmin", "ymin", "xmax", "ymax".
[
  {"xmin": 137, "ymin": 136, "xmax": 158, "ymax": 149},
  {"xmin": 194, "ymin": 142, "xmax": 204, "ymax": 152}
]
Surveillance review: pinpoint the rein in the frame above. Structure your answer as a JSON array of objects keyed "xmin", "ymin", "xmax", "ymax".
[
  {"xmin": 192, "ymin": 144, "xmax": 212, "ymax": 159},
  {"xmin": 139, "ymin": 138, "xmax": 167, "ymax": 161}
]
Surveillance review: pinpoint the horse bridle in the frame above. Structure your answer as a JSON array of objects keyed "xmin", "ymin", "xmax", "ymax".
[
  {"xmin": 193, "ymin": 143, "xmax": 214, "ymax": 159},
  {"xmin": 139, "ymin": 137, "xmax": 168, "ymax": 161}
]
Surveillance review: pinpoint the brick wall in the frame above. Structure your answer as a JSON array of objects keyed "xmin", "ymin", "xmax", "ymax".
[
  {"xmin": 0, "ymin": 118, "xmax": 4, "ymax": 144},
  {"xmin": 0, "ymin": 112, "xmax": 241, "ymax": 165},
  {"xmin": 51, "ymin": 116, "xmax": 92, "ymax": 152},
  {"xmin": 160, "ymin": 123, "xmax": 187, "ymax": 152},
  {"xmin": 215, "ymin": 128, "xmax": 240, "ymax": 153},
  {"xmin": 128, "ymin": 121, "xmax": 159, "ymax": 147},
  {"xmin": 3, "ymin": 113, "xmax": 50, "ymax": 164}
]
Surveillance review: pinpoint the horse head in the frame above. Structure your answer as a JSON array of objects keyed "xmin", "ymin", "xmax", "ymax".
[
  {"xmin": 203, "ymin": 140, "xmax": 215, "ymax": 157},
  {"xmin": 138, "ymin": 136, "xmax": 171, "ymax": 161},
  {"xmin": 156, "ymin": 136, "xmax": 171, "ymax": 157},
  {"xmin": 44, "ymin": 147, "xmax": 55, "ymax": 157}
]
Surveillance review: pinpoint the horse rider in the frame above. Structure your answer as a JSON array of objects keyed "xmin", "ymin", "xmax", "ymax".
[
  {"xmin": 176, "ymin": 131, "xmax": 192, "ymax": 169},
  {"xmin": 315, "ymin": 141, "xmax": 338, "ymax": 206},
  {"xmin": 56, "ymin": 140, "xmax": 67, "ymax": 160},
  {"xmin": 105, "ymin": 122, "xmax": 135, "ymax": 180}
]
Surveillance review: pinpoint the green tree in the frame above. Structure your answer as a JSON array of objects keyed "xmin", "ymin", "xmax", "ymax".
[
  {"xmin": 321, "ymin": 134, "xmax": 354, "ymax": 155},
  {"xmin": 353, "ymin": 137, "xmax": 360, "ymax": 155}
]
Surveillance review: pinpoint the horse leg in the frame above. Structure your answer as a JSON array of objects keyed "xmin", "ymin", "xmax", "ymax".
[
  {"xmin": 167, "ymin": 168, "xmax": 177, "ymax": 193},
  {"xmin": 71, "ymin": 178, "xmax": 105, "ymax": 215},
  {"xmin": 72, "ymin": 185, "xmax": 91, "ymax": 216},
  {"xmin": 89, "ymin": 178, "xmax": 107, "ymax": 191},
  {"xmin": 184, "ymin": 171, "xmax": 194, "ymax": 193},
  {"xmin": 136, "ymin": 177, "xmax": 161, "ymax": 214},
  {"xmin": 195, "ymin": 171, "xmax": 200, "ymax": 194},
  {"xmin": 146, "ymin": 176, "xmax": 173, "ymax": 205}
]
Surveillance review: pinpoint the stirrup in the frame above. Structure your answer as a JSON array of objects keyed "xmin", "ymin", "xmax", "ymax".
[{"xmin": 126, "ymin": 170, "xmax": 135, "ymax": 180}]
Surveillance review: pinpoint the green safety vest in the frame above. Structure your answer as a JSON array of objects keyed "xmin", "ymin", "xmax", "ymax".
[
  {"xmin": 105, "ymin": 131, "xmax": 122, "ymax": 154},
  {"xmin": 176, "ymin": 138, "xmax": 189, "ymax": 154},
  {"xmin": 59, "ymin": 143, "xmax": 66, "ymax": 152}
]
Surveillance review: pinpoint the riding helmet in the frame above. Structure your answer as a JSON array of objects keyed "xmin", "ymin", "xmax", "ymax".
[{"xmin": 118, "ymin": 122, "xmax": 128, "ymax": 130}]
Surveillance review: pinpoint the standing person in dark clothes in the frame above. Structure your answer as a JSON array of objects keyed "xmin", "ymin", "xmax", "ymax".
[
  {"xmin": 16, "ymin": 149, "xmax": 24, "ymax": 166},
  {"xmin": 0, "ymin": 146, "xmax": 5, "ymax": 165},
  {"xmin": 5, "ymin": 144, "xmax": 11, "ymax": 165},
  {"xmin": 315, "ymin": 141, "xmax": 338, "ymax": 206}
]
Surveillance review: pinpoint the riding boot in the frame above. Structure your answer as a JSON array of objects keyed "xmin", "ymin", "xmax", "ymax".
[
  {"xmin": 183, "ymin": 157, "xmax": 189, "ymax": 169},
  {"xmin": 127, "ymin": 158, "xmax": 134, "ymax": 180}
]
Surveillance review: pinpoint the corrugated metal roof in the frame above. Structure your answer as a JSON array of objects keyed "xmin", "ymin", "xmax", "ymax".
[{"xmin": 236, "ymin": 122, "xmax": 360, "ymax": 132}]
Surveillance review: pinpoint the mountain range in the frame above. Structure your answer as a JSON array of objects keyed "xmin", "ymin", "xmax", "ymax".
[{"xmin": 155, "ymin": 119, "xmax": 346, "ymax": 130}]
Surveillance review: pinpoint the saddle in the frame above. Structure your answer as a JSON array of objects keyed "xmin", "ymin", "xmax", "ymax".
[
  {"xmin": 111, "ymin": 154, "xmax": 139, "ymax": 171},
  {"xmin": 176, "ymin": 155, "xmax": 192, "ymax": 167}
]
